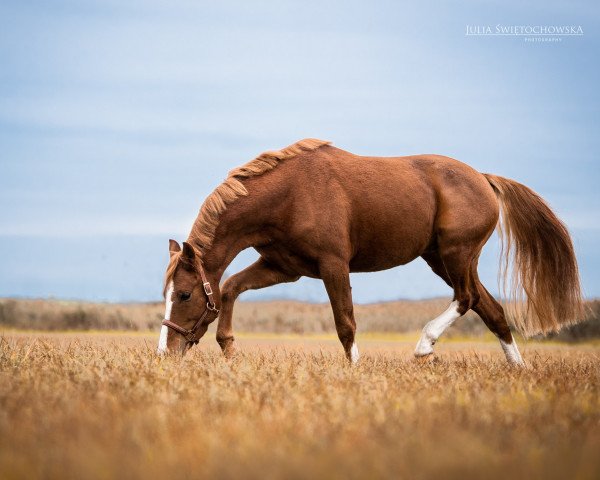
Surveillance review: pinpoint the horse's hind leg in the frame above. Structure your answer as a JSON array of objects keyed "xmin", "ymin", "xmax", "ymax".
[
  {"xmin": 218, "ymin": 258, "xmax": 299, "ymax": 357},
  {"xmin": 470, "ymin": 268, "xmax": 524, "ymax": 365},
  {"xmin": 415, "ymin": 245, "xmax": 480, "ymax": 357},
  {"xmin": 419, "ymin": 250, "xmax": 525, "ymax": 365}
]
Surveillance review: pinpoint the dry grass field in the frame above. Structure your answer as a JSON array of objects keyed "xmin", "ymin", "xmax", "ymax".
[{"xmin": 1, "ymin": 331, "xmax": 599, "ymax": 480}]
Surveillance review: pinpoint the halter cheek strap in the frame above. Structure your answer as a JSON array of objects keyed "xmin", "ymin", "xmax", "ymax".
[{"xmin": 161, "ymin": 263, "xmax": 220, "ymax": 343}]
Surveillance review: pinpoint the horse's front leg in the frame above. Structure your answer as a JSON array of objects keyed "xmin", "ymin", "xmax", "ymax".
[
  {"xmin": 320, "ymin": 258, "xmax": 359, "ymax": 364},
  {"xmin": 217, "ymin": 257, "xmax": 300, "ymax": 357}
]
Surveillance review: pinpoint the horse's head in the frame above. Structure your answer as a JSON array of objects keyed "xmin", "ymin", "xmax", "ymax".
[{"xmin": 157, "ymin": 239, "xmax": 220, "ymax": 355}]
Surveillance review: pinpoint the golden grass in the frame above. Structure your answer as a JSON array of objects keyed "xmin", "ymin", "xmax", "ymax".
[{"xmin": 0, "ymin": 333, "xmax": 599, "ymax": 480}]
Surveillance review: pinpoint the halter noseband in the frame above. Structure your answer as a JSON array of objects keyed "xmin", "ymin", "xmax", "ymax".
[{"xmin": 161, "ymin": 262, "xmax": 220, "ymax": 344}]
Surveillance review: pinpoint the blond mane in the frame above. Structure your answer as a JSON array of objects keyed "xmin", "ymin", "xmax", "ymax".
[{"xmin": 188, "ymin": 138, "xmax": 331, "ymax": 252}]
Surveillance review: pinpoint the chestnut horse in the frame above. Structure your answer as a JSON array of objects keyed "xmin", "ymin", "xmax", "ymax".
[{"xmin": 158, "ymin": 139, "xmax": 584, "ymax": 364}]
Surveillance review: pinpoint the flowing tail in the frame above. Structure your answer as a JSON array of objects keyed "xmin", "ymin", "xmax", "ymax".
[{"xmin": 484, "ymin": 174, "xmax": 585, "ymax": 337}]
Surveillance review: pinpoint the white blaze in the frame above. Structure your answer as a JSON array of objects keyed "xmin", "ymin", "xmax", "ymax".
[
  {"xmin": 415, "ymin": 300, "xmax": 461, "ymax": 357},
  {"xmin": 157, "ymin": 281, "xmax": 174, "ymax": 355}
]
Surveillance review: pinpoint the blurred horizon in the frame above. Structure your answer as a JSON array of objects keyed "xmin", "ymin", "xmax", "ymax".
[{"xmin": 1, "ymin": 1, "xmax": 598, "ymax": 303}]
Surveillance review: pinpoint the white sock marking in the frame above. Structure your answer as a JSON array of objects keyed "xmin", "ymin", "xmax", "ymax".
[
  {"xmin": 415, "ymin": 300, "xmax": 461, "ymax": 357},
  {"xmin": 157, "ymin": 281, "xmax": 174, "ymax": 355},
  {"xmin": 350, "ymin": 342, "xmax": 360, "ymax": 364},
  {"xmin": 500, "ymin": 336, "xmax": 524, "ymax": 366}
]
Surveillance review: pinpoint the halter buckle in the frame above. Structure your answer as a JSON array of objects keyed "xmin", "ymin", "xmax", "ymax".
[{"xmin": 207, "ymin": 301, "xmax": 219, "ymax": 313}]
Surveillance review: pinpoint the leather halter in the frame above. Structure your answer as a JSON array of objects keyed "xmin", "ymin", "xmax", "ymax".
[{"xmin": 161, "ymin": 262, "xmax": 220, "ymax": 344}]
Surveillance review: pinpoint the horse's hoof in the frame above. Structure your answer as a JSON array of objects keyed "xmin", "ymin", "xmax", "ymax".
[
  {"xmin": 414, "ymin": 352, "xmax": 437, "ymax": 364},
  {"xmin": 414, "ymin": 337, "xmax": 434, "ymax": 357},
  {"xmin": 223, "ymin": 345, "xmax": 237, "ymax": 359}
]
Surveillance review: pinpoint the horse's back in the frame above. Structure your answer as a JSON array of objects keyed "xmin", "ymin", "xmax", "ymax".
[
  {"xmin": 307, "ymin": 147, "xmax": 499, "ymax": 268},
  {"xmin": 243, "ymin": 145, "xmax": 499, "ymax": 273}
]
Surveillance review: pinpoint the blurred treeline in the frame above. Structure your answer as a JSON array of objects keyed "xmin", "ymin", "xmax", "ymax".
[{"xmin": 0, "ymin": 298, "xmax": 598, "ymax": 341}]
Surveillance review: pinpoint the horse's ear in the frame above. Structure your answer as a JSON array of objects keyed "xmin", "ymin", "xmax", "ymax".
[
  {"xmin": 169, "ymin": 239, "xmax": 181, "ymax": 257},
  {"xmin": 181, "ymin": 242, "xmax": 196, "ymax": 262}
]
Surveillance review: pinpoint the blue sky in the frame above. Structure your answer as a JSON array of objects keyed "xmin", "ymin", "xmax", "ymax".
[{"xmin": 0, "ymin": 1, "xmax": 598, "ymax": 303}]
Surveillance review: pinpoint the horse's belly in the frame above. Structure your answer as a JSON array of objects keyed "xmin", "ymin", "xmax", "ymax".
[
  {"xmin": 348, "ymin": 189, "xmax": 436, "ymax": 272},
  {"xmin": 348, "ymin": 223, "xmax": 432, "ymax": 272}
]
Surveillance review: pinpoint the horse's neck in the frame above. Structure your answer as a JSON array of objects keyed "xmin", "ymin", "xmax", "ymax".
[
  {"xmin": 187, "ymin": 196, "xmax": 262, "ymax": 282},
  {"xmin": 188, "ymin": 231, "xmax": 250, "ymax": 283}
]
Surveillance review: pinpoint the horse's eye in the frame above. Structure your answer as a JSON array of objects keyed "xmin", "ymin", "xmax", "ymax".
[{"xmin": 179, "ymin": 292, "xmax": 191, "ymax": 302}]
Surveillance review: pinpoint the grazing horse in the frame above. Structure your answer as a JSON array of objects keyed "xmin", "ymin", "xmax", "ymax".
[{"xmin": 157, "ymin": 139, "xmax": 584, "ymax": 364}]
